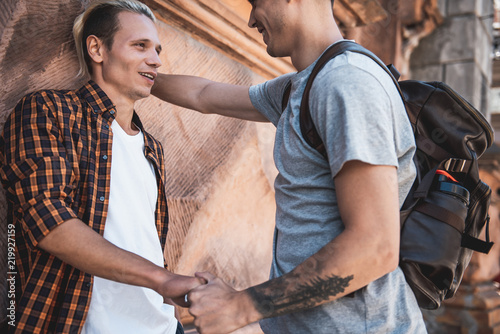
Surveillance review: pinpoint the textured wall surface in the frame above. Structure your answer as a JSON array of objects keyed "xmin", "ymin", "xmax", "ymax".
[{"xmin": 410, "ymin": 0, "xmax": 494, "ymax": 113}]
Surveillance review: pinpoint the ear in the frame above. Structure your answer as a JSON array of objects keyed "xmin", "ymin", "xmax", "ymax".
[{"xmin": 86, "ymin": 35, "xmax": 104, "ymax": 64}]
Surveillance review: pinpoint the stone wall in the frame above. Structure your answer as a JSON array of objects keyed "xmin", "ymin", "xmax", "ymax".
[
  {"xmin": 344, "ymin": 0, "xmax": 442, "ymax": 79},
  {"xmin": 410, "ymin": 0, "xmax": 494, "ymax": 115}
]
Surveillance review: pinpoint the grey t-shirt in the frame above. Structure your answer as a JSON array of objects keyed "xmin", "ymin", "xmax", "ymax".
[{"xmin": 249, "ymin": 45, "xmax": 427, "ymax": 333}]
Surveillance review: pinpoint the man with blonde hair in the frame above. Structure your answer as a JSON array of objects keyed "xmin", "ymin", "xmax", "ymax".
[{"xmin": 0, "ymin": 1, "xmax": 202, "ymax": 333}]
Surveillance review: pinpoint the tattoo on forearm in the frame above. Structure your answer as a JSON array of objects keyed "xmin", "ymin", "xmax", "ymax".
[{"xmin": 247, "ymin": 273, "xmax": 354, "ymax": 318}]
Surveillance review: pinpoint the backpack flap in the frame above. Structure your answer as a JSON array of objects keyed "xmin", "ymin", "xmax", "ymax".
[{"xmin": 401, "ymin": 80, "xmax": 494, "ymax": 164}]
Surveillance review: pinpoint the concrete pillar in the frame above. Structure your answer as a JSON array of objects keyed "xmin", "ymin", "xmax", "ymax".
[{"xmin": 410, "ymin": 0, "xmax": 494, "ymax": 116}]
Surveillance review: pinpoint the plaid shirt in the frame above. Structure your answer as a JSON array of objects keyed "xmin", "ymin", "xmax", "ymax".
[{"xmin": 0, "ymin": 81, "xmax": 169, "ymax": 334}]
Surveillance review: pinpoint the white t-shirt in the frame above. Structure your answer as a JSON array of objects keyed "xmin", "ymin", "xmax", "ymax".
[{"xmin": 82, "ymin": 120, "xmax": 177, "ymax": 334}]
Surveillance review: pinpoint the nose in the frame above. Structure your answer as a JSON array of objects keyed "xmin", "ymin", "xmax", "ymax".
[
  {"xmin": 248, "ymin": 9, "xmax": 256, "ymax": 28},
  {"xmin": 147, "ymin": 50, "xmax": 162, "ymax": 68}
]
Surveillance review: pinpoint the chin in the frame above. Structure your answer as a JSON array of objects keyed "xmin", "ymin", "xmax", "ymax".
[
  {"xmin": 266, "ymin": 44, "xmax": 286, "ymax": 58},
  {"xmin": 135, "ymin": 89, "xmax": 152, "ymax": 100},
  {"xmin": 266, "ymin": 46, "xmax": 277, "ymax": 58}
]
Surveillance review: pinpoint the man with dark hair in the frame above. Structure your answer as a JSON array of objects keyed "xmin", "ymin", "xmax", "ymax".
[
  {"xmin": 0, "ymin": 1, "xmax": 203, "ymax": 333},
  {"xmin": 152, "ymin": 0, "xmax": 427, "ymax": 333}
]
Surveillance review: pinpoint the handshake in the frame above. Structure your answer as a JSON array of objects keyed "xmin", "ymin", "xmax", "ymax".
[{"xmin": 161, "ymin": 271, "xmax": 260, "ymax": 334}]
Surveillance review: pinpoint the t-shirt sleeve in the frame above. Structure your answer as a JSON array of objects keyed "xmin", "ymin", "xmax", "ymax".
[
  {"xmin": 0, "ymin": 92, "xmax": 79, "ymax": 250},
  {"xmin": 249, "ymin": 73, "xmax": 295, "ymax": 126},
  {"xmin": 309, "ymin": 63, "xmax": 399, "ymax": 178}
]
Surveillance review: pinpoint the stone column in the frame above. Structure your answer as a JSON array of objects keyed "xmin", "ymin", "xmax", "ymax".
[{"xmin": 409, "ymin": 0, "xmax": 493, "ymax": 115}]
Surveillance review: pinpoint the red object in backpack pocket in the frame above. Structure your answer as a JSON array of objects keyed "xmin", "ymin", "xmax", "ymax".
[{"xmin": 436, "ymin": 170, "xmax": 458, "ymax": 183}]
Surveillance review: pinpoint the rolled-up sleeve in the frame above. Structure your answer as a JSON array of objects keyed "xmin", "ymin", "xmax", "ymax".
[{"xmin": 0, "ymin": 92, "xmax": 79, "ymax": 249}]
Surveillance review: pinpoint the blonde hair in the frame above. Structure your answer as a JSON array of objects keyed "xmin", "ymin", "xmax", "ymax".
[{"xmin": 73, "ymin": 0, "xmax": 156, "ymax": 78}]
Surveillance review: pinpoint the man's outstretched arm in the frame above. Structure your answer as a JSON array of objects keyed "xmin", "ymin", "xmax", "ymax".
[
  {"xmin": 152, "ymin": 73, "xmax": 268, "ymax": 122},
  {"xmin": 38, "ymin": 218, "xmax": 203, "ymax": 304},
  {"xmin": 187, "ymin": 161, "xmax": 401, "ymax": 333}
]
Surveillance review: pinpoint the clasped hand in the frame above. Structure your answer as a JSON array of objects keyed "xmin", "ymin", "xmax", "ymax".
[{"xmin": 182, "ymin": 272, "xmax": 257, "ymax": 334}]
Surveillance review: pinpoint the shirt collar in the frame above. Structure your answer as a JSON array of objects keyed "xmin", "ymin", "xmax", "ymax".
[
  {"xmin": 133, "ymin": 112, "xmax": 158, "ymax": 155},
  {"xmin": 132, "ymin": 112, "xmax": 145, "ymax": 133},
  {"xmin": 78, "ymin": 80, "xmax": 157, "ymax": 155},
  {"xmin": 78, "ymin": 80, "xmax": 116, "ymax": 114}
]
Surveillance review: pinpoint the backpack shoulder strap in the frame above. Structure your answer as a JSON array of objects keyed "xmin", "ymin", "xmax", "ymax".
[
  {"xmin": 299, "ymin": 40, "xmax": 402, "ymax": 158},
  {"xmin": 282, "ymin": 81, "xmax": 292, "ymax": 112}
]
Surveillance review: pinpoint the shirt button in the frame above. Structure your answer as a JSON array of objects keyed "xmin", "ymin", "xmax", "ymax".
[
  {"xmin": 104, "ymin": 124, "xmax": 110, "ymax": 129},
  {"xmin": 109, "ymin": 110, "xmax": 115, "ymax": 115},
  {"xmin": 86, "ymin": 282, "xmax": 91, "ymax": 288},
  {"xmin": 99, "ymin": 196, "xmax": 105, "ymax": 202},
  {"xmin": 102, "ymin": 155, "xmax": 108, "ymax": 160}
]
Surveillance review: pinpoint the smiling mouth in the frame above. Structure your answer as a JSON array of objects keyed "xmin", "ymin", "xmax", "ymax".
[
  {"xmin": 139, "ymin": 72, "xmax": 155, "ymax": 80},
  {"xmin": 256, "ymin": 27, "xmax": 268, "ymax": 42}
]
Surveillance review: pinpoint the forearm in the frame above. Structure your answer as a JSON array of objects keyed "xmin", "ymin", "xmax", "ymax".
[
  {"xmin": 38, "ymin": 218, "xmax": 193, "ymax": 298},
  {"xmin": 152, "ymin": 73, "xmax": 266, "ymax": 122},
  {"xmin": 244, "ymin": 227, "xmax": 398, "ymax": 322},
  {"xmin": 243, "ymin": 162, "xmax": 402, "ymax": 319},
  {"xmin": 186, "ymin": 229, "xmax": 396, "ymax": 333}
]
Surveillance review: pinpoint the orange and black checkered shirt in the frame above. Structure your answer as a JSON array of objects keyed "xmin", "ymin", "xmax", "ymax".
[{"xmin": 0, "ymin": 81, "xmax": 169, "ymax": 333}]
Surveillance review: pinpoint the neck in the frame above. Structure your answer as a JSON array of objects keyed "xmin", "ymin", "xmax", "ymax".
[
  {"xmin": 92, "ymin": 77, "xmax": 139, "ymax": 135},
  {"xmin": 114, "ymin": 109, "xmax": 139, "ymax": 135},
  {"xmin": 288, "ymin": 6, "xmax": 344, "ymax": 72}
]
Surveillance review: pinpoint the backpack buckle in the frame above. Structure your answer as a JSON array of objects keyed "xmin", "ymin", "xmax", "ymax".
[{"xmin": 444, "ymin": 158, "xmax": 466, "ymax": 172}]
